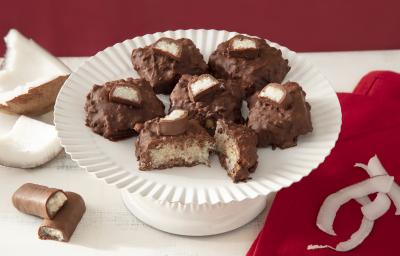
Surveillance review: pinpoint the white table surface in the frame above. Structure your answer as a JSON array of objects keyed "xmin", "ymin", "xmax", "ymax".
[{"xmin": 1, "ymin": 50, "xmax": 400, "ymax": 256}]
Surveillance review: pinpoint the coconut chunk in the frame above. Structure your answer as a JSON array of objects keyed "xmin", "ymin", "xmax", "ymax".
[
  {"xmin": 47, "ymin": 191, "xmax": 68, "ymax": 217},
  {"xmin": 0, "ymin": 29, "xmax": 70, "ymax": 115},
  {"xmin": 355, "ymin": 155, "xmax": 400, "ymax": 215},
  {"xmin": 308, "ymin": 217, "xmax": 374, "ymax": 252},
  {"xmin": 316, "ymin": 175, "xmax": 393, "ymax": 236},
  {"xmin": 0, "ymin": 116, "xmax": 62, "ymax": 168},
  {"xmin": 109, "ymin": 85, "xmax": 142, "ymax": 107}
]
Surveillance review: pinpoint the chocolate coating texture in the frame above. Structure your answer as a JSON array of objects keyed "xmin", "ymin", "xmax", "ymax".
[
  {"xmin": 169, "ymin": 74, "xmax": 244, "ymax": 132},
  {"xmin": 247, "ymin": 82, "xmax": 312, "ymax": 148},
  {"xmin": 215, "ymin": 120, "xmax": 258, "ymax": 182},
  {"xmin": 208, "ymin": 35, "xmax": 290, "ymax": 96},
  {"xmin": 12, "ymin": 183, "xmax": 65, "ymax": 219},
  {"xmin": 131, "ymin": 38, "xmax": 208, "ymax": 94},
  {"xmin": 38, "ymin": 192, "xmax": 86, "ymax": 242},
  {"xmin": 85, "ymin": 78, "xmax": 165, "ymax": 141},
  {"xmin": 135, "ymin": 119, "xmax": 214, "ymax": 170}
]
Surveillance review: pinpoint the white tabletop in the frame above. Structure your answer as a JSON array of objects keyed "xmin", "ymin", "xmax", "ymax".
[{"xmin": 1, "ymin": 50, "xmax": 400, "ymax": 256}]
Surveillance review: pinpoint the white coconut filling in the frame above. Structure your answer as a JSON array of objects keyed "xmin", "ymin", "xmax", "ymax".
[
  {"xmin": 154, "ymin": 40, "xmax": 180, "ymax": 57},
  {"xmin": 163, "ymin": 109, "xmax": 185, "ymax": 121},
  {"xmin": 112, "ymin": 86, "xmax": 139, "ymax": 102},
  {"xmin": 190, "ymin": 76, "xmax": 219, "ymax": 96},
  {"xmin": 149, "ymin": 140, "xmax": 212, "ymax": 168},
  {"xmin": 47, "ymin": 191, "xmax": 67, "ymax": 216},
  {"xmin": 215, "ymin": 127, "xmax": 239, "ymax": 171},
  {"xmin": 41, "ymin": 227, "xmax": 64, "ymax": 241},
  {"xmin": 231, "ymin": 37, "xmax": 257, "ymax": 50},
  {"xmin": 259, "ymin": 84, "xmax": 285, "ymax": 102},
  {"xmin": 0, "ymin": 115, "xmax": 62, "ymax": 168},
  {"xmin": 0, "ymin": 29, "xmax": 70, "ymax": 104}
]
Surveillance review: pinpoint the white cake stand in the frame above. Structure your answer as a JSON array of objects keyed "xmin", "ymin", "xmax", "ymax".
[
  {"xmin": 121, "ymin": 191, "xmax": 267, "ymax": 236},
  {"xmin": 54, "ymin": 29, "xmax": 341, "ymax": 237}
]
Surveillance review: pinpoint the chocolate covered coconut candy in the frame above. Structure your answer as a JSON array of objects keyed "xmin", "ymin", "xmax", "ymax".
[
  {"xmin": 169, "ymin": 74, "xmax": 244, "ymax": 132},
  {"xmin": 209, "ymin": 34, "xmax": 290, "ymax": 96},
  {"xmin": 38, "ymin": 192, "xmax": 86, "ymax": 242},
  {"xmin": 247, "ymin": 82, "xmax": 313, "ymax": 148},
  {"xmin": 12, "ymin": 183, "xmax": 67, "ymax": 219},
  {"xmin": 131, "ymin": 37, "xmax": 208, "ymax": 94},
  {"xmin": 135, "ymin": 118, "xmax": 215, "ymax": 170},
  {"xmin": 215, "ymin": 119, "xmax": 258, "ymax": 182}
]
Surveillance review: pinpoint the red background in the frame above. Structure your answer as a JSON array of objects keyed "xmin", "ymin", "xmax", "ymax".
[{"xmin": 0, "ymin": 0, "xmax": 399, "ymax": 56}]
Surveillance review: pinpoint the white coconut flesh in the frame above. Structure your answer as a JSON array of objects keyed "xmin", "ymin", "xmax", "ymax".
[
  {"xmin": 310, "ymin": 155, "xmax": 399, "ymax": 252},
  {"xmin": 0, "ymin": 29, "xmax": 70, "ymax": 104},
  {"xmin": 0, "ymin": 115, "xmax": 62, "ymax": 168},
  {"xmin": 355, "ymin": 155, "xmax": 400, "ymax": 215}
]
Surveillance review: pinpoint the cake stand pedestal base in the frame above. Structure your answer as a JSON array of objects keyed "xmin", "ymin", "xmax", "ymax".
[{"xmin": 121, "ymin": 190, "xmax": 267, "ymax": 236}]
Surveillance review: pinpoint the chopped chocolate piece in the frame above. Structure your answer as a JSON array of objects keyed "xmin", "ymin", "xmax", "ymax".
[
  {"xmin": 209, "ymin": 34, "xmax": 290, "ymax": 96},
  {"xmin": 12, "ymin": 183, "xmax": 67, "ymax": 219},
  {"xmin": 188, "ymin": 74, "xmax": 221, "ymax": 102},
  {"xmin": 169, "ymin": 74, "xmax": 244, "ymax": 132},
  {"xmin": 227, "ymin": 35, "xmax": 261, "ymax": 59},
  {"xmin": 109, "ymin": 84, "xmax": 142, "ymax": 107},
  {"xmin": 85, "ymin": 78, "xmax": 165, "ymax": 141},
  {"xmin": 215, "ymin": 120, "xmax": 258, "ymax": 182},
  {"xmin": 38, "ymin": 192, "xmax": 85, "ymax": 242},
  {"xmin": 131, "ymin": 37, "xmax": 208, "ymax": 94},
  {"xmin": 135, "ymin": 119, "xmax": 215, "ymax": 170},
  {"xmin": 157, "ymin": 109, "xmax": 189, "ymax": 136},
  {"xmin": 247, "ymin": 82, "xmax": 313, "ymax": 148}
]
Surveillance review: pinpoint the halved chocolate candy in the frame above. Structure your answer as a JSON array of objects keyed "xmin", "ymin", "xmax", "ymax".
[
  {"xmin": 152, "ymin": 37, "xmax": 182, "ymax": 60},
  {"xmin": 188, "ymin": 74, "xmax": 221, "ymax": 102},
  {"xmin": 12, "ymin": 183, "xmax": 67, "ymax": 219},
  {"xmin": 228, "ymin": 35, "xmax": 260, "ymax": 59},
  {"xmin": 156, "ymin": 109, "xmax": 189, "ymax": 136},
  {"xmin": 258, "ymin": 83, "xmax": 292, "ymax": 109},
  {"xmin": 109, "ymin": 84, "xmax": 142, "ymax": 107},
  {"xmin": 38, "ymin": 192, "xmax": 86, "ymax": 242}
]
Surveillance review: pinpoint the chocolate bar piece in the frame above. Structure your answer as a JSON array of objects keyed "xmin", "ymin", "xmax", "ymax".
[
  {"xmin": 157, "ymin": 109, "xmax": 189, "ymax": 136},
  {"xmin": 12, "ymin": 183, "xmax": 67, "ymax": 219},
  {"xmin": 152, "ymin": 38, "xmax": 182, "ymax": 60},
  {"xmin": 38, "ymin": 192, "xmax": 86, "ymax": 242},
  {"xmin": 258, "ymin": 83, "xmax": 292, "ymax": 109},
  {"xmin": 228, "ymin": 35, "xmax": 260, "ymax": 59},
  {"xmin": 188, "ymin": 74, "xmax": 221, "ymax": 102},
  {"xmin": 109, "ymin": 84, "xmax": 142, "ymax": 107}
]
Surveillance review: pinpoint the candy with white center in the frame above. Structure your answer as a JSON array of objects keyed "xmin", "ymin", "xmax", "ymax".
[
  {"xmin": 355, "ymin": 155, "xmax": 400, "ymax": 215},
  {"xmin": 0, "ymin": 115, "xmax": 62, "ymax": 168},
  {"xmin": 228, "ymin": 35, "xmax": 260, "ymax": 59},
  {"xmin": 188, "ymin": 74, "xmax": 221, "ymax": 102},
  {"xmin": 109, "ymin": 84, "xmax": 142, "ymax": 107},
  {"xmin": 12, "ymin": 183, "xmax": 68, "ymax": 219},
  {"xmin": 157, "ymin": 109, "xmax": 189, "ymax": 136},
  {"xmin": 0, "ymin": 29, "xmax": 71, "ymax": 115},
  {"xmin": 316, "ymin": 175, "xmax": 393, "ymax": 236},
  {"xmin": 153, "ymin": 38, "xmax": 182, "ymax": 59},
  {"xmin": 259, "ymin": 83, "xmax": 292, "ymax": 108}
]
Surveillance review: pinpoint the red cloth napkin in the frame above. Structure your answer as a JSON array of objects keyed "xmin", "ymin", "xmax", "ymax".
[{"xmin": 247, "ymin": 71, "xmax": 400, "ymax": 256}]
